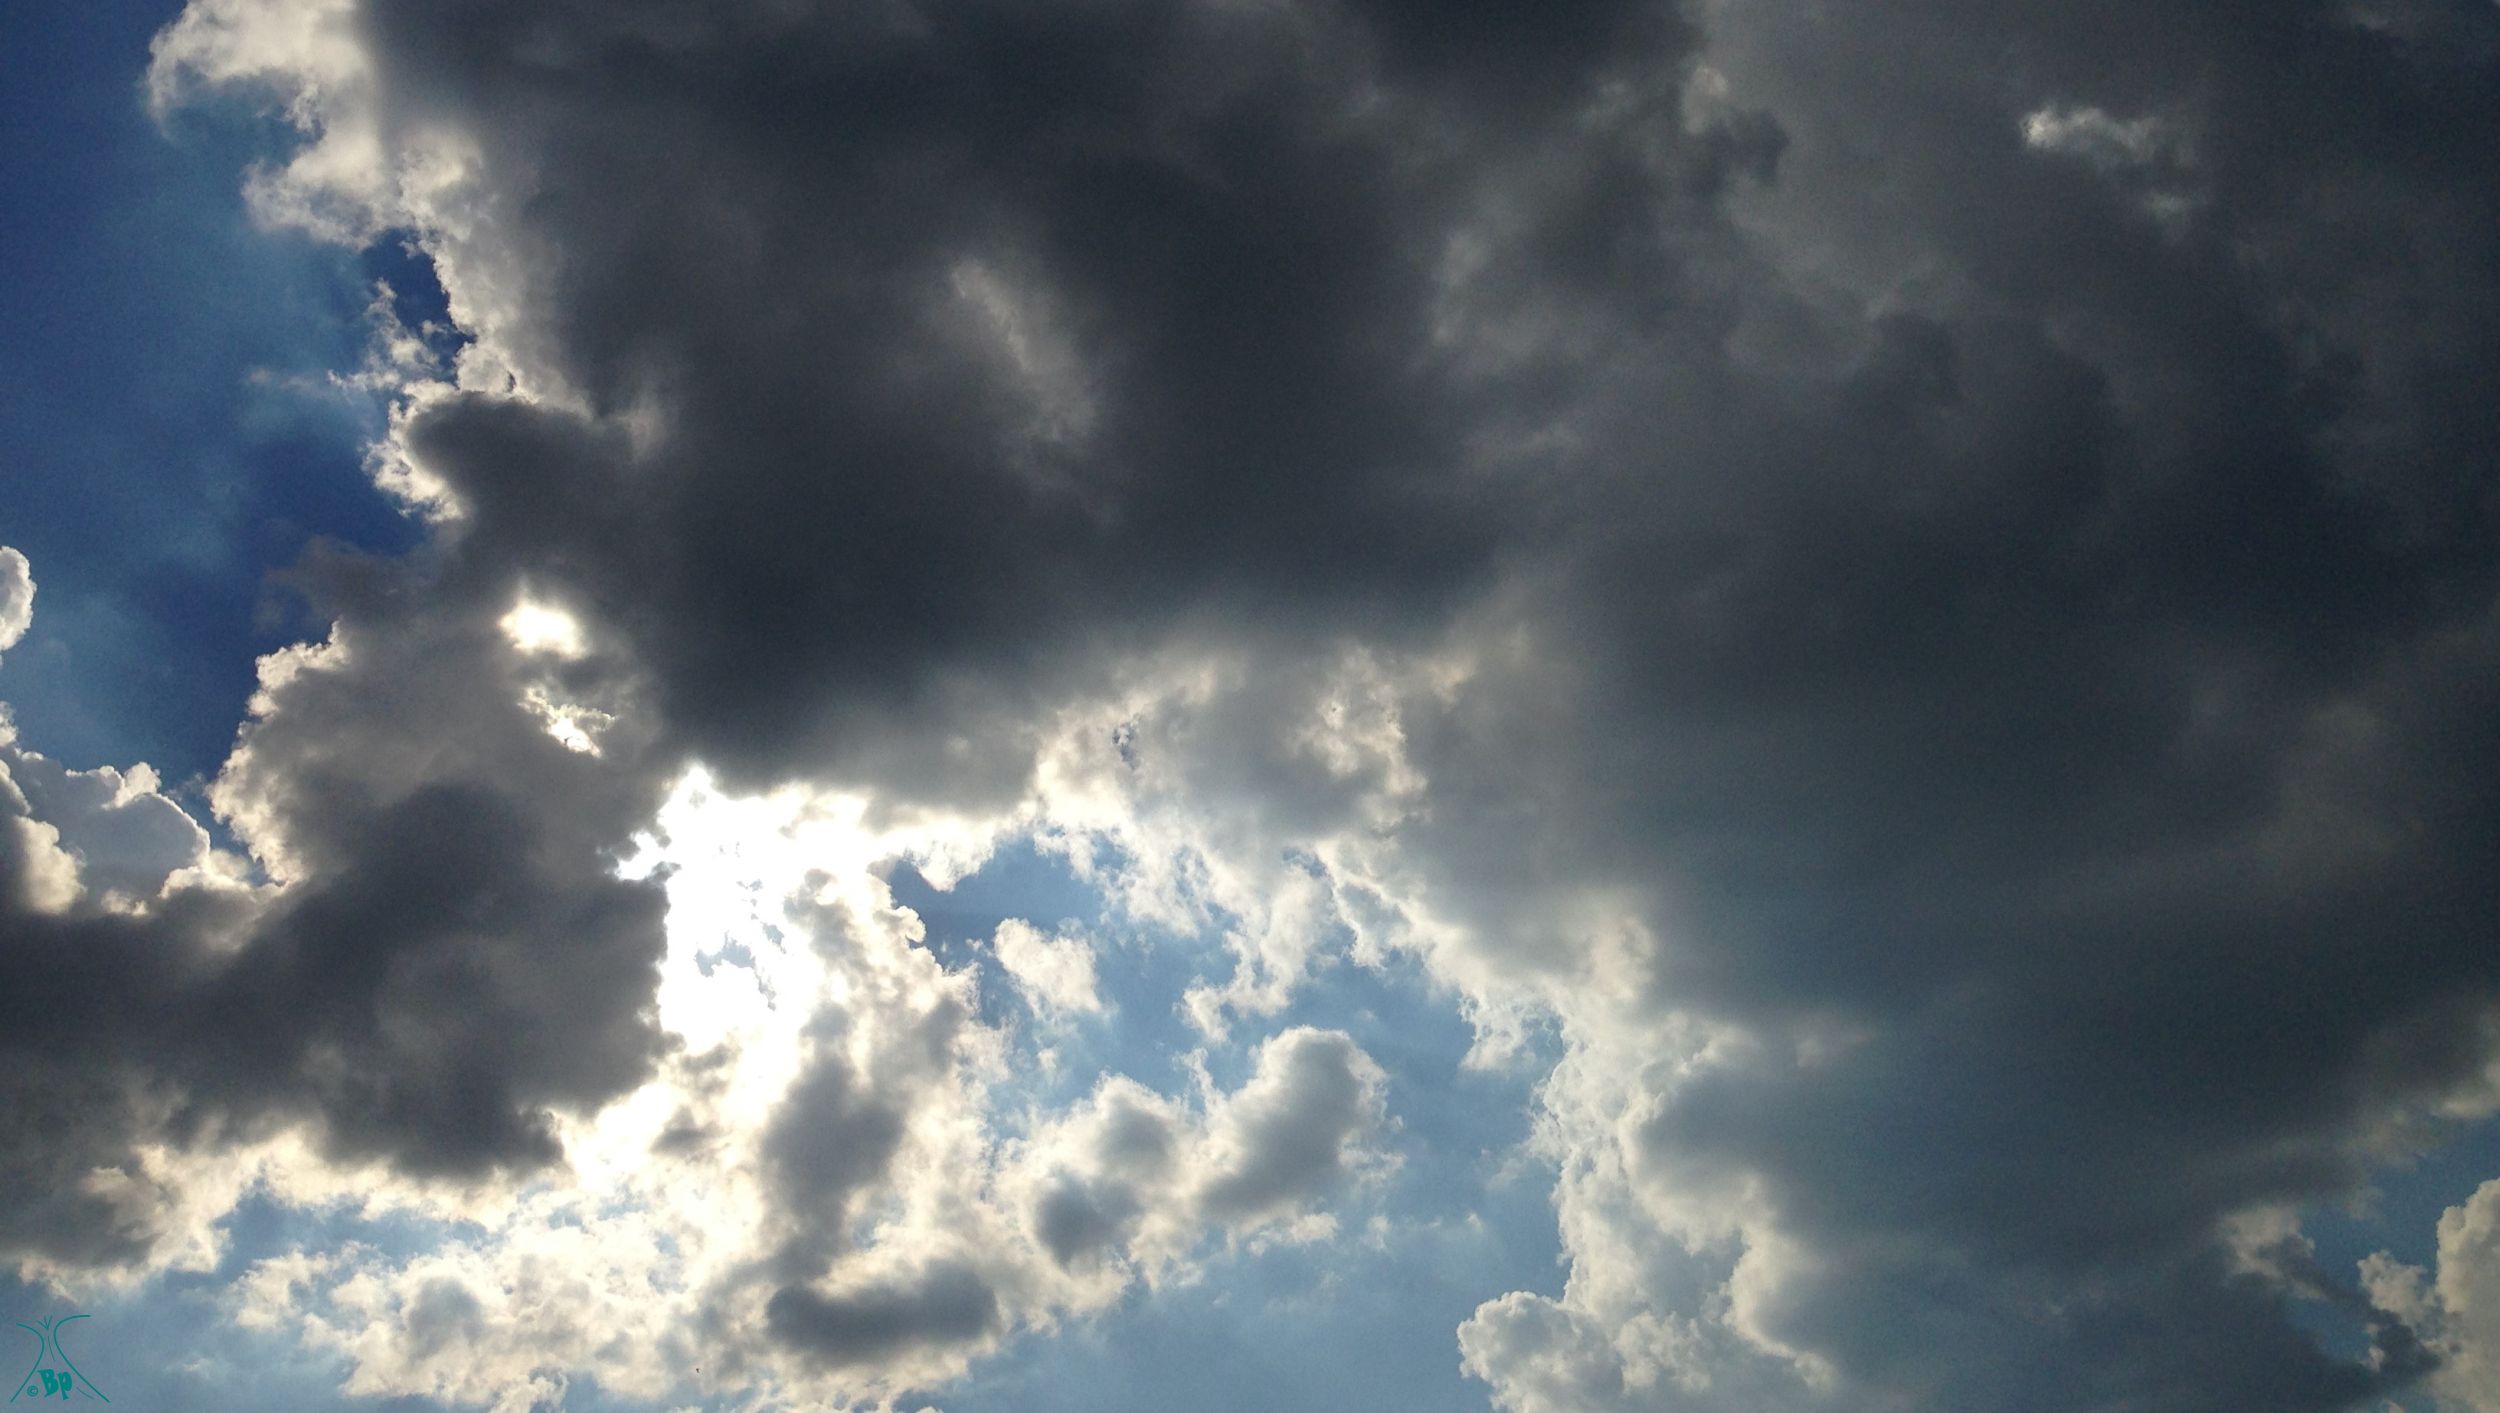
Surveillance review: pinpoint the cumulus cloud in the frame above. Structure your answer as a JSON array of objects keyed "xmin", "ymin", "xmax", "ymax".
[
  {"xmin": 4, "ymin": 0, "xmax": 2494, "ymax": 1409},
  {"xmin": 1194, "ymin": 1027, "xmax": 1392, "ymax": 1228},
  {"xmin": 4, "ymin": 748, "xmax": 212, "ymax": 904},
  {"xmin": 998, "ymin": 1026, "xmax": 1392, "ymax": 1290},
  {"xmin": 766, "ymin": 1259, "xmax": 1002, "ymax": 1372},
  {"xmin": 2368, "ymin": 1182, "xmax": 2500, "ymax": 1411},
  {"xmin": 154, "ymin": 746, "xmax": 1400, "ymax": 1408},
  {"xmin": 0, "ymin": 545, "xmax": 30, "ymax": 654},
  {"xmin": 0, "ymin": 542, "xmax": 675, "ymax": 1273},
  {"xmin": 989, "ymin": 918, "xmax": 1103, "ymax": 1018}
]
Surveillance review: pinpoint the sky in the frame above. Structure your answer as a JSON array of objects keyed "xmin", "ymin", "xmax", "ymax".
[{"xmin": 2, "ymin": 2, "xmax": 2498, "ymax": 1410}]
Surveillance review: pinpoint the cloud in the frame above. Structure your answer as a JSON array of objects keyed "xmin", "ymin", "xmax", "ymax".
[
  {"xmin": 988, "ymin": 1029, "xmax": 1394, "ymax": 1302},
  {"xmin": 0, "ymin": 546, "xmax": 30, "ymax": 653},
  {"xmin": 3, "ymin": 747, "xmax": 213, "ymax": 905},
  {"xmin": 1009, "ymin": 1077, "xmax": 1185, "ymax": 1278},
  {"xmin": 6, "ymin": 0, "xmax": 2492, "ymax": 1408},
  {"xmin": 765, "ymin": 1260, "xmax": 1002, "ymax": 1370},
  {"xmin": 989, "ymin": 919, "xmax": 1103, "ymax": 1018},
  {"xmin": 150, "ymin": 731, "xmax": 1405, "ymax": 1407},
  {"xmin": 2368, "ymin": 1181, "xmax": 2500, "ymax": 1411},
  {"xmin": 1194, "ymin": 1027, "xmax": 1392, "ymax": 1227},
  {"xmin": 0, "ymin": 542, "xmax": 676, "ymax": 1275}
]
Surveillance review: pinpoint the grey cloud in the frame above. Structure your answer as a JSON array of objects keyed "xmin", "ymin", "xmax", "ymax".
[
  {"xmin": 112, "ymin": 0, "xmax": 2500, "ymax": 1406},
  {"xmin": 316, "ymin": 0, "xmax": 1767, "ymax": 807},
  {"xmin": 403, "ymin": 1276, "xmax": 489, "ymax": 1363},
  {"xmin": 212, "ymin": 777, "xmax": 663, "ymax": 1174},
  {"xmin": 1094, "ymin": 1089, "xmax": 1180, "ymax": 1179},
  {"xmin": 1195, "ymin": 1026, "xmax": 1387, "ymax": 1226},
  {"xmin": 1012, "ymin": 1033, "xmax": 1388, "ymax": 1276},
  {"xmin": 1032, "ymin": 1087, "xmax": 1175, "ymax": 1269},
  {"xmin": 764, "ymin": 1259, "xmax": 1001, "ymax": 1369},
  {"xmin": 1773, "ymin": 1252, "xmax": 2393, "ymax": 1413},
  {"xmin": 0, "ymin": 752, "xmax": 247, "ymax": 1265},
  {"xmin": 189, "ymin": 545, "xmax": 673, "ymax": 1178},
  {"xmin": 1410, "ymin": 2, "xmax": 2500, "ymax": 1404},
  {"xmin": 0, "ymin": 541, "xmax": 675, "ymax": 1262},
  {"xmin": 759, "ymin": 1048, "xmax": 908, "ymax": 1281},
  {"xmin": 1034, "ymin": 1176, "xmax": 1141, "ymax": 1270}
]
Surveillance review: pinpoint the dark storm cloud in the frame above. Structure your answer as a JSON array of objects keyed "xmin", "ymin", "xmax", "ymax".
[
  {"xmin": 0, "ymin": 820, "xmax": 250, "ymax": 1265},
  {"xmin": 341, "ymin": 0, "xmax": 1745, "ymax": 803},
  {"xmin": 1417, "ymin": 1, "xmax": 2500, "ymax": 1404},
  {"xmin": 0, "ymin": 538, "xmax": 674, "ymax": 1262},
  {"xmin": 102, "ymin": 0, "xmax": 2500, "ymax": 1406}
]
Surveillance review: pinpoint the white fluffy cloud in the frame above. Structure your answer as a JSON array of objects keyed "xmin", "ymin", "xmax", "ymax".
[
  {"xmin": 0, "ymin": 553, "xmax": 222, "ymax": 911},
  {"xmin": 2368, "ymin": 1183, "xmax": 2500, "ymax": 1412},
  {"xmin": 0, "ymin": 545, "xmax": 31, "ymax": 654},
  {"xmin": 989, "ymin": 918, "xmax": 1104, "ymax": 1017},
  {"xmin": 174, "ymin": 759, "xmax": 1400, "ymax": 1408}
]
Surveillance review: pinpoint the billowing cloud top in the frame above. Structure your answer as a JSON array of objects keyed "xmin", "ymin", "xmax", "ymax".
[{"xmin": 4, "ymin": 0, "xmax": 2498, "ymax": 1409}]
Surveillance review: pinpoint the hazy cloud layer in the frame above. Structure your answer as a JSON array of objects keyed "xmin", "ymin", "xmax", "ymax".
[{"xmin": 3, "ymin": 0, "xmax": 2495, "ymax": 1407}]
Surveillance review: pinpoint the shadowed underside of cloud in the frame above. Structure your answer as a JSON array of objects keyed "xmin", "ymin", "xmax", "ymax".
[
  {"xmin": 0, "ymin": 540, "xmax": 676, "ymax": 1267},
  {"xmin": 0, "ymin": 0, "xmax": 2496, "ymax": 1407},
  {"xmin": 767, "ymin": 1260, "xmax": 1003, "ymax": 1369}
]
